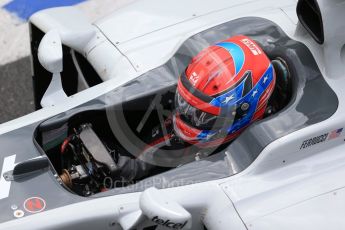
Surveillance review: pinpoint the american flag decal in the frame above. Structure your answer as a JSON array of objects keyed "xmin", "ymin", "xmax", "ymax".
[{"xmin": 328, "ymin": 128, "xmax": 343, "ymax": 140}]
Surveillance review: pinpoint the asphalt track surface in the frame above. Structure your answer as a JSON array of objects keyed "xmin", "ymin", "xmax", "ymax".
[{"xmin": 0, "ymin": 57, "xmax": 34, "ymax": 124}]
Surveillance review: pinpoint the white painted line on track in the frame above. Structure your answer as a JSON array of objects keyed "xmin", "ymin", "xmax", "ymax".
[{"xmin": 0, "ymin": 155, "xmax": 16, "ymax": 200}]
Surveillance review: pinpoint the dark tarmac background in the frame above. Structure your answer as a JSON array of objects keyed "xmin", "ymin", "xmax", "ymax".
[{"xmin": 0, "ymin": 57, "xmax": 34, "ymax": 124}]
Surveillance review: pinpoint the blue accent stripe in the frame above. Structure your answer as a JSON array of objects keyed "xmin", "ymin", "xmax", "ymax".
[
  {"xmin": 216, "ymin": 42, "xmax": 245, "ymax": 75},
  {"xmin": 210, "ymin": 76, "xmax": 246, "ymax": 107},
  {"xmin": 197, "ymin": 64, "xmax": 275, "ymax": 142},
  {"xmin": 3, "ymin": 0, "xmax": 86, "ymax": 20},
  {"xmin": 225, "ymin": 64, "xmax": 274, "ymax": 134}
]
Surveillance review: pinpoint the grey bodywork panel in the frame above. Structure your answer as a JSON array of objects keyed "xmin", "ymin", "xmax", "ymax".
[
  {"xmin": 0, "ymin": 123, "xmax": 87, "ymax": 224},
  {"xmin": 0, "ymin": 17, "xmax": 337, "ymax": 223}
]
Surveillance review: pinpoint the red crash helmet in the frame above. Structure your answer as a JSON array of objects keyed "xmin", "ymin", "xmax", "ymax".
[{"xmin": 173, "ymin": 35, "xmax": 276, "ymax": 147}]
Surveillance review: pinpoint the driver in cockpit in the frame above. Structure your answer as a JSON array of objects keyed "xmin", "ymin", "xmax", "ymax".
[{"xmin": 115, "ymin": 35, "xmax": 291, "ymax": 183}]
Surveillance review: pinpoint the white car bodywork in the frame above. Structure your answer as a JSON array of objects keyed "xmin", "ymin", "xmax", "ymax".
[{"xmin": 1, "ymin": 0, "xmax": 345, "ymax": 229}]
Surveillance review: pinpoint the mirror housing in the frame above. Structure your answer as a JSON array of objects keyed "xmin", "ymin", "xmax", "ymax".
[
  {"xmin": 38, "ymin": 30, "xmax": 63, "ymax": 74},
  {"xmin": 38, "ymin": 30, "xmax": 67, "ymax": 107}
]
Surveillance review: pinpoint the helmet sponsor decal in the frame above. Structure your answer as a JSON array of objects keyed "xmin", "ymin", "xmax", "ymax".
[
  {"xmin": 240, "ymin": 38, "xmax": 262, "ymax": 56},
  {"xmin": 189, "ymin": 72, "xmax": 200, "ymax": 86}
]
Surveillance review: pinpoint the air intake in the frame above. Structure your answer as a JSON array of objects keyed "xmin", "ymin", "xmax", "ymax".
[{"xmin": 297, "ymin": 0, "xmax": 324, "ymax": 44}]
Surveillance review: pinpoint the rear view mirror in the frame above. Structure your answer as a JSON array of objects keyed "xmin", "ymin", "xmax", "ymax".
[
  {"xmin": 37, "ymin": 30, "xmax": 67, "ymax": 107},
  {"xmin": 38, "ymin": 30, "xmax": 63, "ymax": 74}
]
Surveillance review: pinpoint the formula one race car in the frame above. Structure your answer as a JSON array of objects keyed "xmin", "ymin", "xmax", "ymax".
[{"xmin": 0, "ymin": 0, "xmax": 344, "ymax": 229}]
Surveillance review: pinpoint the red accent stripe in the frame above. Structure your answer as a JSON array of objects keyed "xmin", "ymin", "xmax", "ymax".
[
  {"xmin": 174, "ymin": 115, "xmax": 202, "ymax": 140},
  {"xmin": 142, "ymin": 134, "xmax": 173, "ymax": 153}
]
